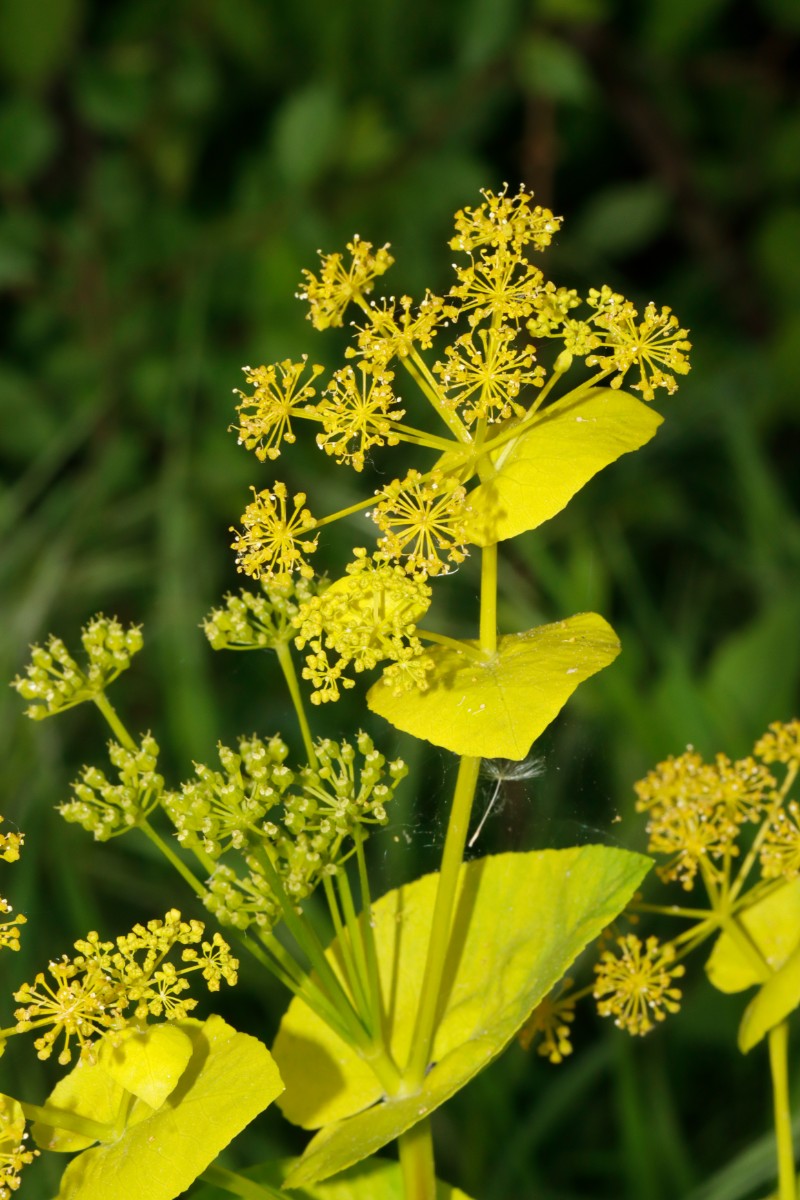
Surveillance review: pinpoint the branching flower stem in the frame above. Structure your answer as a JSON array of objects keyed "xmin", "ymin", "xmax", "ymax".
[{"xmin": 274, "ymin": 642, "xmax": 317, "ymax": 768}]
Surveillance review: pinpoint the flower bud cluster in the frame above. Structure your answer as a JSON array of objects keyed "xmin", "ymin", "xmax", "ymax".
[
  {"xmin": 203, "ymin": 575, "xmax": 321, "ymax": 652},
  {"xmin": 60, "ymin": 734, "xmax": 164, "ymax": 841},
  {"xmin": 168, "ymin": 734, "xmax": 406, "ymax": 933},
  {"xmin": 11, "ymin": 616, "xmax": 143, "ymax": 719}
]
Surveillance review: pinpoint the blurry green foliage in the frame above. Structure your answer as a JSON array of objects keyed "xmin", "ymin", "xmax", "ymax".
[{"xmin": 2, "ymin": 0, "xmax": 799, "ymax": 1197}]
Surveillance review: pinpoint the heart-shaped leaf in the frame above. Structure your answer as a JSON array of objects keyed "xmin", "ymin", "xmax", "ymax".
[
  {"xmin": 273, "ymin": 847, "xmax": 650, "ymax": 1185},
  {"xmin": 464, "ymin": 387, "xmax": 662, "ymax": 546},
  {"xmin": 368, "ymin": 612, "xmax": 620, "ymax": 758}
]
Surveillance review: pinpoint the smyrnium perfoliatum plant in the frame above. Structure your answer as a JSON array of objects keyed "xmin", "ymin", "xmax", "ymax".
[{"xmin": 8, "ymin": 187, "xmax": 700, "ymax": 1200}]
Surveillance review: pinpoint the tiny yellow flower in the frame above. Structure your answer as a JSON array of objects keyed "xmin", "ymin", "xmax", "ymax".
[
  {"xmin": 450, "ymin": 186, "xmax": 562, "ymax": 255},
  {"xmin": 316, "ymin": 364, "xmax": 404, "ymax": 471},
  {"xmin": 298, "ymin": 235, "xmax": 394, "ymax": 330},
  {"xmin": 233, "ymin": 357, "xmax": 324, "ymax": 461},
  {"xmin": 433, "ymin": 326, "xmax": 545, "ymax": 424},
  {"xmin": 594, "ymin": 934, "xmax": 684, "ymax": 1036},
  {"xmin": 371, "ymin": 469, "xmax": 469, "ymax": 575},
  {"xmin": 585, "ymin": 291, "xmax": 691, "ymax": 400},
  {"xmin": 231, "ymin": 483, "xmax": 318, "ymax": 580}
]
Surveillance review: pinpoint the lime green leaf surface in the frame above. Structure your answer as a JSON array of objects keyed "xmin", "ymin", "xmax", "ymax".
[
  {"xmin": 738, "ymin": 939, "xmax": 800, "ymax": 1053},
  {"xmin": 51, "ymin": 1016, "xmax": 283, "ymax": 1200},
  {"xmin": 32, "ymin": 1055, "xmax": 133, "ymax": 1154},
  {"xmin": 463, "ymin": 387, "xmax": 663, "ymax": 546},
  {"xmin": 97, "ymin": 1022, "xmax": 195, "ymax": 1110},
  {"xmin": 192, "ymin": 1156, "xmax": 474, "ymax": 1200},
  {"xmin": 274, "ymin": 847, "xmax": 650, "ymax": 1186},
  {"xmin": 705, "ymin": 878, "xmax": 800, "ymax": 993},
  {"xmin": 368, "ymin": 613, "xmax": 620, "ymax": 758}
]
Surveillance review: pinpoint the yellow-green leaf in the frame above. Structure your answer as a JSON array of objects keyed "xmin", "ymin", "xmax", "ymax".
[
  {"xmin": 96, "ymin": 1022, "xmax": 195, "ymax": 1110},
  {"xmin": 705, "ymin": 877, "xmax": 800, "ymax": 993},
  {"xmin": 274, "ymin": 846, "xmax": 650, "ymax": 1186},
  {"xmin": 464, "ymin": 387, "xmax": 663, "ymax": 546},
  {"xmin": 368, "ymin": 612, "xmax": 620, "ymax": 759},
  {"xmin": 32, "ymin": 1056, "xmax": 133, "ymax": 1154},
  {"xmin": 53, "ymin": 1016, "xmax": 283, "ymax": 1200},
  {"xmin": 738, "ymin": 940, "xmax": 800, "ymax": 1053}
]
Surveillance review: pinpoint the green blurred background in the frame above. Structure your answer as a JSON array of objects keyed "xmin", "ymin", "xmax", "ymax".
[{"xmin": 2, "ymin": 0, "xmax": 799, "ymax": 1196}]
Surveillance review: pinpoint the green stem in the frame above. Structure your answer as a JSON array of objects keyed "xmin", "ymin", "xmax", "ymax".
[
  {"xmin": 322, "ymin": 871, "xmax": 372, "ymax": 1021},
  {"xmin": 139, "ymin": 819, "xmax": 207, "ymax": 899},
  {"xmin": 398, "ymin": 1119, "xmax": 437, "ymax": 1200},
  {"xmin": 199, "ymin": 1163, "xmax": 289, "ymax": 1200},
  {"xmin": 405, "ymin": 754, "xmax": 481, "ymax": 1085},
  {"xmin": 418, "ymin": 629, "xmax": 484, "ymax": 659},
  {"xmin": 19, "ymin": 1100, "xmax": 112, "ymax": 1143},
  {"xmin": 92, "ymin": 691, "xmax": 137, "ymax": 751},
  {"xmin": 769, "ymin": 1021, "xmax": 797, "ymax": 1200},
  {"xmin": 355, "ymin": 830, "xmax": 384, "ymax": 1039},
  {"xmin": 275, "ymin": 641, "xmax": 316, "ymax": 767},
  {"xmin": 480, "ymin": 544, "xmax": 498, "ymax": 653},
  {"xmin": 335, "ymin": 865, "xmax": 375, "ymax": 1028}
]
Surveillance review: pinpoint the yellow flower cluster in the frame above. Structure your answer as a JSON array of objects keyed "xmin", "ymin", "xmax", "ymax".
[
  {"xmin": 226, "ymin": 186, "xmax": 691, "ymax": 701},
  {"xmin": 518, "ymin": 979, "xmax": 576, "ymax": 1063},
  {"xmin": 13, "ymin": 910, "xmax": 237, "ymax": 1065},
  {"xmin": 594, "ymin": 934, "xmax": 685, "ymax": 1036},
  {"xmin": 294, "ymin": 550, "xmax": 433, "ymax": 704},
  {"xmin": 634, "ymin": 748, "xmax": 776, "ymax": 890}
]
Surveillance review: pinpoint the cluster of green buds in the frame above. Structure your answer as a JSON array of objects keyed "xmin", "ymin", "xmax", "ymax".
[
  {"xmin": 203, "ymin": 573, "xmax": 322, "ymax": 652},
  {"xmin": 59, "ymin": 733, "xmax": 163, "ymax": 841},
  {"xmin": 10, "ymin": 616, "xmax": 142, "ymax": 719},
  {"xmin": 165, "ymin": 733, "xmax": 407, "ymax": 932}
]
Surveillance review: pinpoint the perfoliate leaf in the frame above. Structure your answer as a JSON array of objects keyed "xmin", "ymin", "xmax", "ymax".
[
  {"xmin": 738, "ymin": 940, "xmax": 800, "ymax": 1053},
  {"xmin": 191, "ymin": 1156, "xmax": 474, "ymax": 1200},
  {"xmin": 705, "ymin": 877, "xmax": 800, "ymax": 994},
  {"xmin": 274, "ymin": 847, "xmax": 650, "ymax": 1186},
  {"xmin": 463, "ymin": 387, "xmax": 663, "ymax": 546},
  {"xmin": 49, "ymin": 1016, "xmax": 283, "ymax": 1200},
  {"xmin": 368, "ymin": 612, "xmax": 620, "ymax": 758}
]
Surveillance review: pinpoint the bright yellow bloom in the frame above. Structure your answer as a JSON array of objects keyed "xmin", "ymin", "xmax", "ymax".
[
  {"xmin": 371, "ymin": 469, "xmax": 469, "ymax": 575},
  {"xmin": 585, "ymin": 290, "xmax": 691, "ymax": 400},
  {"xmin": 231, "ymin": 483, "xmax": 318, "ymax": 580},
  {"xmin": 434, "ymin": 326, "xmax": 545, "ymax": 424},
  {"xmin": 294, "ymin": 549, "xmax": 432, "ymax": 703},
  {"xmin": 450, "ymin": 186, "xmax": 562, "ymax": 255},
  {"xmin": 298, "ymin": 235, "xmax": 394, "ymax": 330},
  {"xmin": 233, "ymin": 357, "xmax": 324, "ymax": 461},
  {"xmin": 594, "ymin": 935, "xmax": 684, "ymax": 1035},
  {"xmin": 347, "ymin": 292, "xmax": 456, "ymax": 371},
  {"xmin": 316, "ymin": 365, "xmax": 404, "ymax": 471}
]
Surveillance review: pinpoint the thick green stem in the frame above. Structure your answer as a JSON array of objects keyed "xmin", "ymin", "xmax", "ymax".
[
  {"xmin": 769, "ymin": 1021, "xmax": 797, "ymax": 1200},
  {"xmin": 275, "ymin": 641, "xmax": 316, "ymax": 767},
  {"xmin": 405, "ymin": 754, "xmax": 480, "ymax": 1085},
  {"xmin": 398, "ymin": 1119, "xmax": 437, "ymax": 1200}
]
